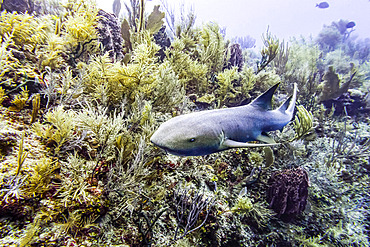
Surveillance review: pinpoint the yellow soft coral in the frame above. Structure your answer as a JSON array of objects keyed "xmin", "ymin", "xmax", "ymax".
[
  {"xmin": 0, "ymin": 11, "xmax": 51, "ymax": 48},
  {"xmin": 63, "ymin": 0, "xmax": 99, "ymax": 50},
  {"xmin": 80, "ymin": 32, "xmax": 161, "ymax": 104}
]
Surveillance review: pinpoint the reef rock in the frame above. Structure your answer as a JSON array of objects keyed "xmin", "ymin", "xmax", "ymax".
[
  {"xmin": 96, "ymin": 9, "xmax": 124, "ymax": 61},
  {"xmin": 267, "ymin": 167, "xmax": 309, "ymax": 220},
  {"xmin": 322, "ymin": 89, "xmax": 369, "ymax": 116},
  {"xmin": 153, "ymin": 26, "xmax": 171, "ymax": 62},
  {"xmin": 225, "ymin": 43, "xmax": 244, "ymax": 71},
  {"xmin": 1, "ymin": 0, "xmax": 34, "ymax": 13},
  {"xmin": 319, "ymin": 65, "xmax": 353, "ymax": 101}
]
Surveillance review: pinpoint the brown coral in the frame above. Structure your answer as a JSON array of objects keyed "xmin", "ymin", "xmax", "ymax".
[
  {"xmin": 266, "ymin": 167, "xmax": 309, "ymax": 220},
  {"xmin": 319, "ymin": 65, "xmax": 355, "ymax": 101},
  {"xmin": 1, "ymin": 0, "xmax": 34, "ymax": 13},
  {"xmin": 96, "ymin": 9, "xmax": 124, "ymax": 60},
  {"xmin": 225, "ymin": 43, "xmax": 244, "ymax": 71}
]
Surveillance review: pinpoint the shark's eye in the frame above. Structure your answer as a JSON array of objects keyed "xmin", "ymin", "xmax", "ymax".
[{"xmin": 189, "ymin": 138, "xmax": 196, "ymax": 142}]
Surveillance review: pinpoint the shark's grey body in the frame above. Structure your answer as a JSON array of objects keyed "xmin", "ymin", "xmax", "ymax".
[{"xmin": 151, "ymin": 83, "xmax": 297, "ymax": 156}]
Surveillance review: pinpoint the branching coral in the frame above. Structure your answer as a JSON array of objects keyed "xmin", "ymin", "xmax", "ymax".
[
  {"xmin": 0, "ymin": 87, "xmax": 7, "ymax": 105},
  {"xmin": 291, "ymin": 105, "xmax": 314, "ymax": 141},
  {"xmin": 215, "ymin": 67, "xmax": 239, "ymax": 106},
  {"xmin": 172, "ymin": 186, "xmax": 215, "ymax": 241},
  {"xmin": 41, "ymin": 67, "xmax": 84, "ymax": 109},
  {"xmin": 32, "ymin": 105, "xmax": 77, "ymax": 153},
  {"xmin": 165, "ymin": 36, "xmax": 208, "ymax": 94},
  {"xmin": 0, "ymin": 10, "xmax": 54, "ymax": 80},
  {"xmin": 57, "ymin": 153, "xmax": 101, "ymax": 207},
  {"xmin": 63, "ymin": 0, "xmax": 99, "ymax": 57},
  {"xmin": 133, "ymin": 197, "xmax": 168, "ymax": 246},
  {"xmin": 316, "ymin": 24, "xmax": 342, "ymax": 52},
  {"xmin": 24, "ymin": 158, "xmax": 59, "ymax": 197},
  {"xmin": 39, "ymin": 33, "xmax": 65, "ymax": 70},
  {"xmin": 76, "ymin": 102, "xmax": 127, "ymax": 161},
  {"xmin": 79, "ymin": 31, "xmax": 160, "ymax": 104},
  {"xmin": 13, "ymin": 132, "xmax": 28, "ymax": 181},
  {"xmin": 102, "ymin": 137, "xmax": 154, "ymax": 234},
  {"xmin": 0, "ymin": 33, "xmax": 19, "ymax": 80},
  {"xmin": 8, "ymin": 87, "xmax": 29, "ymax": 111},
  {"xmin": 0, "ymin": 11, "xmax": 51, "ymax": 48},
  {"xmin": 151, "ymin": 61, "xmax": 185, "ymax": 111},
  {"xmin": 277, "ymin": 38, "xmax": 321, "ymax": 104},
  {"xmin": 231, "ymin": 195, "xmax": 274, "ymax": 228},
  {"xmin": 199, "ymin": 23, "xmax": 226, "ymax": 77},
  {"xmin": 256, "ymin": 30, "xmax": 280, "ymax": 74},
  {"xmin": 30, "ymin": 93, "xmax": 40, "ymax": 123}
]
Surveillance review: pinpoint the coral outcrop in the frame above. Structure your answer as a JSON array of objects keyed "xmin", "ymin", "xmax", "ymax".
[
  {"xmin": 0, "ymin": 0, "xmax": 34, "ymax": 13},
  {"xmin": 96, "ymin": 9, "xmax": 124, "ymax": 60},
  {"xmin": 225, "ymin": 43, "xmax": 244, "ymax": 71},
  {"xmin": 267, "ymin": 167, "xmax": 309, "ymax": 220},
  {"xmin": 153, "ymin": 26, "xmax": 171, "ymax": 61},
  {"xmin": 322, "ymin": 89, "xmax": 369, "ymax": 115},
  {"xmin": 318, "ymin": 65, "xmax": 354, "ymax": 101}
]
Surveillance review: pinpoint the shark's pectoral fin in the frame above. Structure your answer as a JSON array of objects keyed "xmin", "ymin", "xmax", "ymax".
[
  {"xmin": 256, "ymin": 133, "xmax": 276, "ymax": 144},
  {"xmin": 222, "ymin": 139, "xmax": 279, "ymax": 148}
]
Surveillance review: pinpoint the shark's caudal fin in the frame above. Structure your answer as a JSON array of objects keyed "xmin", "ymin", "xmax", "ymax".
[
  {"xmin": 250, "ymin": 83, "xmax": 280, "ymax": 110},
  {"xmin": 278, "ymin": 83, "xmax": 297, "ymax": 115}
]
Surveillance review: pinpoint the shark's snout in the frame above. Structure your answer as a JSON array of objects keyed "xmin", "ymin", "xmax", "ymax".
[
  {"xmin": 150, "ymin": 136, "xmax": 182, "ymax": 155},
  {"xmin": 150, "ymin": 132, "xmax": 169, "ymax": 150},
  {"xmin": 150, "ymin": 132, "xmax": 161, "ymax": 146}
]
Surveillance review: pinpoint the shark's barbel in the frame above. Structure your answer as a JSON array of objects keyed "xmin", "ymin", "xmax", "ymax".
[{"xmin": 150, "ymin": 83, "xmax": 297, "ymax": 156}]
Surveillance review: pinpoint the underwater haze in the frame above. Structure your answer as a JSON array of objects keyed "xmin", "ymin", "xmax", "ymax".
[
  {"xmin": 0, "ymin": 0, "xmax": 370, "ymax": 246},
  {"xmin": 97, "ymin": 0, "xmax": 370, "ymax": 47}
]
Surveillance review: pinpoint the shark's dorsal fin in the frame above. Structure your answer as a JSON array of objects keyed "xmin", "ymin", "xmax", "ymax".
[
  {"xmin": 278, "ymin": 83, "xmax": 297, "ymax": 114},
  {"xmin": 278, "ymin": 95, "xmax": 292, "ymax": 112},
  {"xmin": 250, "ymin": 83, "xmax": 280, "ymax": 110}
]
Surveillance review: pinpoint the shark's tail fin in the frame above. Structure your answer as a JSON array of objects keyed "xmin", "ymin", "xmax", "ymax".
[{"xmin": 278, "ymin": 83, "xmax": 297, "ymax": 116}]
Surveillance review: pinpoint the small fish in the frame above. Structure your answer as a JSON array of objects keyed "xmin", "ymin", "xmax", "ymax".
[
  {"xmin": 151, "ymin": 83, "xmax": 297, "ymax": 156},
  {"xmin": 316, "ymin": 2, "xmax": 329, "ymax": 8},
  {"xmin": 346, "ymin": 21, "xmax": 356, "ymax": 29}
]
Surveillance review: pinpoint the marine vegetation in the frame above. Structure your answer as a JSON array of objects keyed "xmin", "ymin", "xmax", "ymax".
[{"xmin": 0, "ymin": 0, "xmax": 369, "ymax": 246}]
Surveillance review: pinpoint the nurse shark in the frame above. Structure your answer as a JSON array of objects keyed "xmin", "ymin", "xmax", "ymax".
[{"xmin": 151, "ymin": 83, "xmax": 297, "ymax": 156}]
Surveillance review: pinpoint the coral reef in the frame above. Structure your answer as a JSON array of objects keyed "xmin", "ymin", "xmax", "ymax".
[{"xmin": 0, "ymin": 1, "xmax": 369, "ymax": 246}]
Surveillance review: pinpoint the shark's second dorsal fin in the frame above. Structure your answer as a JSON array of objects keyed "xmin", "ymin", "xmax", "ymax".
[
  {"xmin": 250, "ymin": 83, "xmax": 280, "ymax": 110},
  {"xmin": 278, "ymin": 83, "xmax": 297, "ymax": 114},
  {"xmin": 278, "ymin": 95, "xmax": 292, "ymax": 112}
]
